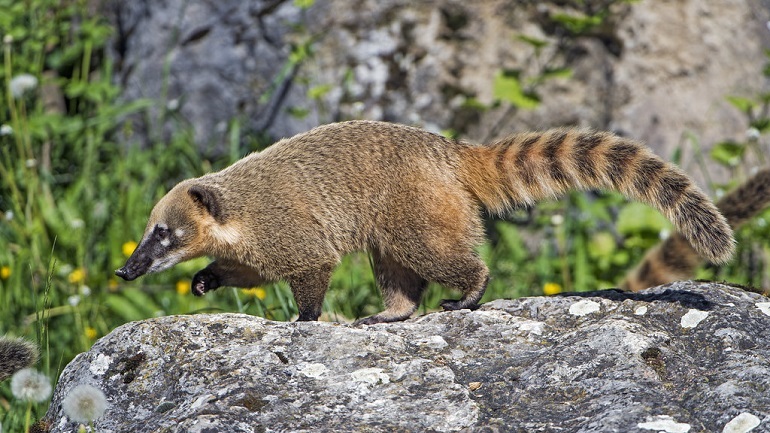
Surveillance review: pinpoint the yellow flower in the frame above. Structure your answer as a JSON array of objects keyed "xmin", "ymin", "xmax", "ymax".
[
  {"xmin": 241, "ymin": 287, "xmax": 267, "ymax": 300},
  {"xmin": 543, "ymin": 282, "xmax": 562, "ymax": 296},
  {"xmin": 68, "ymin": 268, "xmax": 86, "ymax": 284},
  {"xmin": 108, "ymin": 278, "xmax": 119, "ymax": 291},
  {"xmin": 85, "ymin": 327, "xmax": 98, "ymax": 340},
  {"xmin": 176, "ymin": 280, "xmax": 191, "ymax": 295},
  {"xmin": 0, "ymin": 266, "xmax": 10, "ymax": 280},
  {"xmin": 122, "ymin": 241, "xmax": 138, "ymax": 257}
]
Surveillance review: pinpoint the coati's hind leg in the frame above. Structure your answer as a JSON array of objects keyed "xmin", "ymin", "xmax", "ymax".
[
  {"xmin": 191, "ymin": 260, "xmax": 266, "ymax": 296},
  {"xmin": 286, "ymin": 264, "xmax": 335, "ymax": 322},
  {"xmin": 354, "ymin": 251, "xmax": 428, "ymax": 326},
  {"xmin": 402, "ymin": 248, "xmax": 489, "ymax": 312},
  {"xmin": 432, "ymin": 255, "xmax": 489, "ymax": 311}
]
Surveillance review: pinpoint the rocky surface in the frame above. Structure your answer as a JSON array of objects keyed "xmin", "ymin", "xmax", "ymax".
[
  {"xmin": 103, "ymin": 0, "xmax": 770, "ymax": 183},
  {"xmin": 44, "ymin": 281, "xmax": 769, "ymax": 432}
]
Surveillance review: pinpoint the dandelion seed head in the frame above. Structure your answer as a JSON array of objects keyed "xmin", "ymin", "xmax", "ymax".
[
  {"xmin": 10, "ymin": 368, "xmax": 51, "ymax": 403},
  {"xmin": 166, "ymin": 98, "xmax": 179, "ymax": 111},
  {"xmin": 9, "ymin": 74, "xmax": 38, "ymax": 99},
  {"xmin": 62, "ymin": 384, "xmax": 108, "ymax": 423},
  {"xmin": 0, "ymin": 124, "xmax": 12, "ymax": 136}
]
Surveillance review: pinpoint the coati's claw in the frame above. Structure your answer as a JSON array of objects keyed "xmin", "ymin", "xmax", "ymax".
[
  {"xmin": 440, "ymin": 299, "xmax": 480, "ymax": 311},
  {"xmin": 353, "ymin": 314, "xmax": 404, "ymax": 326},
  {"xmin": 191, "ymin": 270, "xmax": 219, "ymax": 296},
  {"xmin": 353, "ymin": 316, "xmax": 382, "ymax": 326}
]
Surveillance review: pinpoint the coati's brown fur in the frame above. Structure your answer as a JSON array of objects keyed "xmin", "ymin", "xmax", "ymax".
[
  {"xmin": 622, "ymin": 167, "xmax": 770, "ymax": 292},
  {"xmin": 116, "ymin": 121, "xmax": 735, "ymax": 324}
]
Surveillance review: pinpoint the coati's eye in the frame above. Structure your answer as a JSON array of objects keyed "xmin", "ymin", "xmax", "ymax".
[{"xmin": 155, "ymin": 225, "xmax": 170, "ymax": 239}]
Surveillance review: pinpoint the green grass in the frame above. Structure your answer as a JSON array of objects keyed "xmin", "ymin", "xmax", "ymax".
[{"xmin": 1, "ymin": 1, "xmax": 770, "ymax": 431}]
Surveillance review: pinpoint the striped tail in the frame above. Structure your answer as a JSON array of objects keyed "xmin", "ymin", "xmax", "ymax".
[
  {"xmin": 458, "ymin": 128, "xmax": 735, "ymax": 265},
  {"xmin": 623, "ymin": 167, "xmax": 770, "ymax": 291}
]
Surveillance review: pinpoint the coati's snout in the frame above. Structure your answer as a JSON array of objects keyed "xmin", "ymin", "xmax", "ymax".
[{"xmin": 116, "ymin": 224, "xmax": 181, "ymax": 280}]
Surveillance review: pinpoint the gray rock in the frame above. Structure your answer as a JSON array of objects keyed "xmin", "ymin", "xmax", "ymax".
[{"xmin": 44, "ymin": 281, "xmax": 770, "ymax": 432}]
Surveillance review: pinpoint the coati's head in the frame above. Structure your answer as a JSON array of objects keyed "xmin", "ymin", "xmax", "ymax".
[{"xmin": 115, "ymin": 180, "xmax": 229, "ymax": 281}]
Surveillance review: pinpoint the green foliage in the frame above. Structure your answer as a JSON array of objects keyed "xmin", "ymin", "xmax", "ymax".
[
  {"xmin": 550, "ymin": 11, "xmax": 606, "ymax": 35},
  {"xmin": 493, "ymin": 70, "xmax": 541, "ymax": 109}
]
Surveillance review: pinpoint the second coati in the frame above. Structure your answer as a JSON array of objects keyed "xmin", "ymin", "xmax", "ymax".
[
  {"xmin": 622, "ymin": 167, "xmax": 770, "ymax": 292},
  {"xmin": 116, "ymin": 121, "xmax": 735, "ymax": 324}
]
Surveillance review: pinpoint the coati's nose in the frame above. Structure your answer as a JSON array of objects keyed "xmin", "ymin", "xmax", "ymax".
[{"xmin": 115, "ymin": 267, "xmax": 133, "ymax": 281}]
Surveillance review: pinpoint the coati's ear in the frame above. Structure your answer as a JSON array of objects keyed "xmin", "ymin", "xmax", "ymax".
[{"xmin": 188, "ymin": 185, "xmax": 225, "ymax": 223}]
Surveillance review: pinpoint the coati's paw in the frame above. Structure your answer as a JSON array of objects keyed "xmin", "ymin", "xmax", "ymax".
[
  {"xmin": 440, "ymin": 299, "xmax": 480, "ymax": 311},
  {"xmin": 191, "ymin": 270, "xmax": 219, "ymax": 296}
]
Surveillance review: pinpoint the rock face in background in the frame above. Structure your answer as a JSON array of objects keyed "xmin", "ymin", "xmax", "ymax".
[
  {"xmin": 105, "ymin": 0, "xmax": 770, "ymax": 182},
  {"xmin": 44, "ymin": 282, "xmax": 769, "ymax": 432}
]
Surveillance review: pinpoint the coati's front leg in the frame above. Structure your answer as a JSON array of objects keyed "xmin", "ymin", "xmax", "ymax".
[
  {"xmin": 191, "ymin": 260, "xmax": 266, "ymax": 296},
  {"xmin": 286, "ymin": 264, "xmax": 335, "ymax": 321}
]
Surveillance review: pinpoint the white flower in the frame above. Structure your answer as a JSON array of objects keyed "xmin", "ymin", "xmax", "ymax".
[
  {"xmin": 9, "ymin": 74, "xmax": 38, "ymax": 99},
  {"xmin": 68, "ymin": 295, "xmax": 81, "ymax": 307},
  {"xmin": 551, "ymin": 214, "xmax": 564, "ymax": 226},
  {"xmin": 62, "ymin": 384, "xmax": 108, "ymax": 423},
  {"xmin": 80, "ymin": 285, "xmax": 91, "ymax": 296},
  {"xmin": 4, "ymin": 210, "xmax": 13, "ymax": 221},
  {"xmin": 10, "ymin": 368, "xmax": 51, "ymax": 403},
  {"xmin": 0, "ymin": 124, "xmax": 12, "ymax": 136}
]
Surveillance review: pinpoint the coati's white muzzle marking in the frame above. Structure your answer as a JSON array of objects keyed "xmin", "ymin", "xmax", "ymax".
[{"xmin": 148, "ymin": 251, "xmax": 187, "ymax": 274}]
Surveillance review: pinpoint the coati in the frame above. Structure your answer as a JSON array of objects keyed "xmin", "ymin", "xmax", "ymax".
[
  {"xmin": 116, "ymin": 120, "xmax": 735, "ymax": 324},
  {"xmin": 0, "ymin": 337, "xmax": 39, "ymax": 381},
  {"xmin": 622, "ymin": 167, "xmax": 770, "ymax": 292}
]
